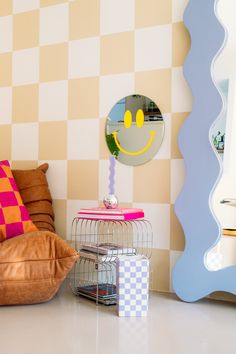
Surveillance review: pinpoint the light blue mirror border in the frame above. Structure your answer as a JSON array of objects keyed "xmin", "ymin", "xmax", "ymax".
[{"xmin": 172, "ymin": 0, "xmax": 236, "ymax": 302}]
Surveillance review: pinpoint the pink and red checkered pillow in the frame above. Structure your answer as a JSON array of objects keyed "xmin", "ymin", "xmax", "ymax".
[{"xmin": 0, "ymin": 160, "xmax": 37, "ymax": 242}]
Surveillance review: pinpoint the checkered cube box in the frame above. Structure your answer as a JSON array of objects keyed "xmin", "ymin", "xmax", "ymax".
[{"xmin": 116, "ymin": 255, "xmax": 149, "ymax": 317}]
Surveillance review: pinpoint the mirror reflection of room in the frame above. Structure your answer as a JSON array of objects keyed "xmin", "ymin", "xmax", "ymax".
[
  {"xmin": 209, "ymin": 0, "xmax": 236, "ymax": 269},
  {"xmin": 105, "ymin": 95, "xmax": 164, "ymax": 166}
]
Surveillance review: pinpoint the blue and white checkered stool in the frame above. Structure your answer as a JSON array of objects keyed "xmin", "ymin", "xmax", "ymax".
[{"xmin": 116, "ymin": 255, "xmax": 149, "ymax": 317}]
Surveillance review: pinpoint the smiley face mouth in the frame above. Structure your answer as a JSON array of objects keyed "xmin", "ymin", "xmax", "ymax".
[{"xmin": 112, "ymin": 131, "xmax": 156, "ymax": 156}]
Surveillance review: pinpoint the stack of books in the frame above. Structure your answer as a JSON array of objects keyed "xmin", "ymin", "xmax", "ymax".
[
  {"xmin": 79, "ymin": 243, "xmax": 136, "ymax": 262},
  {"xmin": 77, "ymin": 284, "xmax": 117, "ymax": 305},
  {"xmin": 77, "ymin": 207, "xmax": 144, "ymax": 221}
]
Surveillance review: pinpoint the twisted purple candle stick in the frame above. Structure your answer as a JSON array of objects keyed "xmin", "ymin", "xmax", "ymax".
[{"xmin": 109, "ymin": 155, "xmax": 115, "ymax": 195}]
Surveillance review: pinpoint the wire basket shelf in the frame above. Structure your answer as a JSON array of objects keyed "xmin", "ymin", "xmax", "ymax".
[{"xmin": 70, "ymin": 218, "xmax": 153, "ymax": 305}]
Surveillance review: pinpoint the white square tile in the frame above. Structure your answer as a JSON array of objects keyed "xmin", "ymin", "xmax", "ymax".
[
  {"xmin": 0, "ymin": 16, "xmax": 12, "ymax": 53},
  {"xmin": 100, "ymin": 0, "xmax": 135, "ymax": 35},
  {"xmin": 38, "ymin": 160, "xmax": 67, "ymax": 199},
  {"xmin": 100, "ymin": 73, "xmax": 134, "ymax": 117},
  {"xmin": 13, "ymin": 48, "xmax": 39, "ymax": 86},
  {"xmin": 68, "ymin": 119, "xmax": 99, "ymax": 160},
  {"xmin": 69, "ymin": 38, "xmax": 100, "ymax": 78},
  {"xmin": 154, "ymin": 113, "xmax": 171, "ymax": 159},
  {"xmin": 67, "ymin": 200, "xmax": 98, "ymax": 239},
  {"xmin": 99, "ymin": 159, "xmax": 133, "ymax": 203},
  {"xmin": 12, "ymin": 123, "xmax": 38, "ymax": 160},
  {"xmin": 40, "ymin": 4, "xmax": 68, "ymax": 45},
  {"xmin": 172, "ymin": 67, "xmax": 192, "ymax": 112},
  {"xmin": 169, "ymin": 250, "xmax": 183, "ymax": 292},
  {"xmin": 135, "ymin": 25, "xmax": 172, "ymax": 72},
  {"xmin": 13, "ymin": 0, "xmax": 40, "ymax": 13},
  {"xmin": 171, "ymin": 159, "xmax": 186, "ymax": 204},
  {"xmin": 133, "ymin": 202, "xmax": 170, "ymax": 249},
  {"xmin": 0, "ymin": 88, "xmax": 12, "ymax": 124},
  {"xmin": 39, "ymin": 81, "xmax": 68, "ymax": 121},
  {"xmin": 172, "ymin": 0, "xmax": 189, "ymax": 22}
]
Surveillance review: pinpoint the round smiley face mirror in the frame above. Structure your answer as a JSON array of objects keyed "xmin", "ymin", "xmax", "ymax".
[{"xmin": 105, "ymin": 94, "xmax": 165, "ymax": 166}]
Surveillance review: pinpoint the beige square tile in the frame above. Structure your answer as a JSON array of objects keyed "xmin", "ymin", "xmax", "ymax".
[
  {"xmin": 170, "ymin": 159, "xmax": 185, "ymax": 204},
  {"xmin": 12, "ymin": 123, "xmax": 38, "ymax": 160},
  {"xmin": 0, "ymin": 16, "xmax": 12, "ymax": 53},
  {"xmin": 0, "ymin": 125, "xmax": 11, "ymax": 160},
  {"xmin": 39, "ymin": 160, "xmax": 67, "ymax": 199},
  {"xmin": 0, "ymin": 1, "xmax": 12, "ymax": 16},
  {"xmin": 133, "ymin": 160, "xmax": 170, "ymax": 203},
  {"xmin": 172, "ymin": 67, "xmax": 192, "ymax": 112},
  {"xmin": 13, "ymin": 0, "xmax": 40, "ymax": 14},
  {"xmin": 11, "ymin": 160, "xmax": 38, "ymax": 169},
  {"xmin": 39, "ymin": 121, "xmax": 67, "ymax": 160},
  {"xmin": 40, "ymin": 0, "xmax": 67, "ymax": 7},
  {"xmin": 53, "ymin": 199, "xmax": 67, "ymax": 238},
  {"xmin": 69, "ymin": 0, "xmax": 99, "ymax": 40},
  {"xmin": 136, "ymin": 0, "xmax": 172, "ymax": 28},
  {"xmin": 171, "ymin": 112, "xmax": 189, "ymax": 158},
  {"xmin": 13, "ymin": 48, "xmax": 39, "ymax": 86},
  {"xmin": 135, "ymin": 69, "xmax": 171, "ymax": 114},
  {"xmin": 13, "ymin": 11, "xmax": 39, "ymax": 50},
  {"xmin": 40, "ymin": 43, "xmax": 68, "ymax": 82},
  {"xmin": 40, "ymin": 3, "xmax": 68, "ymax": 46},
  {"xmin": 170, "ymin": 204, "xmax": 185, "ymax": 251},
  {"xmin": 101, "ymin": 32, "xmax": 134, "ymax": 75},
  {"xmin": 68, "ymin": 119, "xmax": 99, "ymax": 160},
  {"xmin": 68, "ymin": 160, "xmax": 99, "ymax": 200},
  {"xmin": 68, "ymin": 77, "xmax": 99, "ymax": 119},
  {"xmin": 99, "ymin": 118, "xmax": 110, "ymax": 159},
  {"xmin": 172, "ymin": 0, "xmax": 189, "ymax": 23},
  {"xmin": 12, "ymin": 84, "xmax": 38, "ymax": 123},
  {"xmin": 150, "ymin": 249, "xmax": 170, "ymax": 292},
  {"xmin": 172, "ymin": 22, "xmax": 190, "ymax": 67},
  {"xmin": 0, "ymin": 87, "xmax": 12, "ymax": 124},
  {"xmin": 100, "ymin": 0, "xmax": 134, "ymax": 35},
  {"xmin": 0, "ymin": 53, "xmax": 12, "ymax": 87}
]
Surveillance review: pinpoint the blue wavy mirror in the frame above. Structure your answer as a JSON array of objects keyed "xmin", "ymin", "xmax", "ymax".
[{"xmin": 172, "ymin": 0, "xmax": 236, "ymax": 302}]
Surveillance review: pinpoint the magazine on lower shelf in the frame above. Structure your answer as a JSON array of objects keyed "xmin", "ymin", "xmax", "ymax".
[
  {"xmin": 77, "ymin": 283, "xmax": 116, "ymax": 300},
  {"xmin": 79, "ymin": 250, "xmax": 119, "ymax": 262},
  {"xmin": 80, "ymin": 243, "xmax": 136, "ymax": 256},
  {"xmin": 77, "ymin": 291, "xmax": 117, "ymax": 305}
]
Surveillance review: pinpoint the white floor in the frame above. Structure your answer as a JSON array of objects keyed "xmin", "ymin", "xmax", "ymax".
[{"xmin": 1, "ymin": 282, "xmax": 236, "ymax": 354}]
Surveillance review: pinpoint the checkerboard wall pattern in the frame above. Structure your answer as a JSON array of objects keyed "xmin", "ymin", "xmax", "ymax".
[{"xmin": 0, "ymin": 0, "xmax": 191, "ymax": 293}]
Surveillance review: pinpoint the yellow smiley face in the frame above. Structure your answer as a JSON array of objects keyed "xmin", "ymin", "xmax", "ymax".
[
  {"xmin": 105, "ymin": 95, "xmax": 165, "ymax": 166},
  {"xmin": 112, "ymin": 109, "xmax": 156, "ymax": 156}
]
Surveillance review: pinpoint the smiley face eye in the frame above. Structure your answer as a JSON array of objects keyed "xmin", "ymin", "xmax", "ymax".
[
  {"xmin": 136, "ymin": 109, "xmax": 144, "ymax": 128},
  {"xmin": 124, "ymin": 110, "xmax": 132, "ymax": 128}
]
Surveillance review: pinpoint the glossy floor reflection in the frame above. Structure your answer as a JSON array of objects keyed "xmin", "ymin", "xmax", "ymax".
[{"xmin": 0, "ymin": 282, "xmax": 236, "ymax": 354}]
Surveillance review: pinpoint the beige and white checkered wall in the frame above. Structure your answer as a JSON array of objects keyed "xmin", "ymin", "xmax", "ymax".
[{"xmin": 0, "ymin": 0, "xmax": 191, "ymax": 293}]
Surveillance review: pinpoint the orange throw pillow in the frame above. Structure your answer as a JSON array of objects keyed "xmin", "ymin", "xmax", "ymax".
[{"xmin": 0, "ymin": 160, "xmax": 37, "ymax": 242}]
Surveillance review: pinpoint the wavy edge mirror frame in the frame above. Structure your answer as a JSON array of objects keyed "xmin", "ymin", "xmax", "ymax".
[{"xmin": 172, "ymin": 0, "xmax": 236, "ymax": 302}]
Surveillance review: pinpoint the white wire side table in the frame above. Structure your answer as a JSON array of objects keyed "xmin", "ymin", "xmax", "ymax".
[{"xmin": 70, "ymin": 218, "xmax": 153, "ymax": 305}]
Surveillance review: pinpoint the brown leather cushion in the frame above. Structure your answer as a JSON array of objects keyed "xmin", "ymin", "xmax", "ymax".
[
  {"xmin": 0, "ymin": 231, "xmax": 79, "ymax": 305},
  {"xmin": 12, "ymin": 164, "xmax": 55, "ymax": 233}
]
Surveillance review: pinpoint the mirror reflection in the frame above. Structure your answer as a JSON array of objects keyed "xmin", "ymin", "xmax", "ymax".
[
  {"xmin": 105, "ymin": 95, "xmax": 164, "ymax": 166},
  {"xmin": 209, "ymin": 0, "xmax": 236, "ymax": 270}
]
